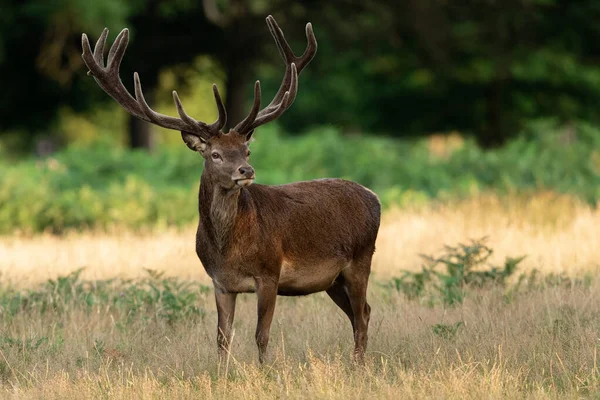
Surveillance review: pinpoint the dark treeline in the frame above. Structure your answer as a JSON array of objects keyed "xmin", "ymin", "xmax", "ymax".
[{"xmin": 1, "ymin": 0, "xmax": 599, "ymax": 150}]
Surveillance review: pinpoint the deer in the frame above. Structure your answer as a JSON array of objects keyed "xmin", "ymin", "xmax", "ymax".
[{"xmin": 81, "ymin": 15, "xmax": 381, "ymax": 364}]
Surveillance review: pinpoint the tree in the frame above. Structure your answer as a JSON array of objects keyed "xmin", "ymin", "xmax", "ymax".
[
  {"xmin": 277, "ymin": 0, "xmax": 600, "ymax": 147},
  {"xmin": 0, "ymin": 0, "xmax": 345, "ymax": 149},
  {"xmin": 119, "ymin": 1, "xmax": 221, "ymax": 149},
  {"xmin": 200, "ymin": 0, "xmax": 337, "ymax": 127},
  {"xmin": 3, "ymin": 0, "xmax": 600, "ymax": 150},
  {"xmin": 0, "ymin": 0, "xmax": 130, "ymax": 149},
  {"xmin": 0, "ymin": 0, "xmax": 220, "ymax": 150}
]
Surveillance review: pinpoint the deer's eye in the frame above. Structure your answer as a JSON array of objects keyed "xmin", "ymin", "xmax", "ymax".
[
  {"xmin": 247, "ymin": 151, "xmax": 251, "ymax": 157},
  {"xmin": 211, "ymin": 152, "xmax": 221, "ymax": 160}
]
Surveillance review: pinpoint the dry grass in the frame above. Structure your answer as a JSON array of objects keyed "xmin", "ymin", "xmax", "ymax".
[
  {"xmin": 0, "ymin": 279, "xmax": 598, "ymax": 399},
  {"xmin": 1, "ymin": 192, "xmax": 600, "ymax": 398},
  {"xmin": 1, "ymin": 192, "xmax": 599, "ymax": 286}
]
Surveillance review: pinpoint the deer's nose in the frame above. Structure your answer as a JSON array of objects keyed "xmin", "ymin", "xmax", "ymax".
[{"xmin": 238, "ymin": 166, "xmax": 255, "ymax": 178}]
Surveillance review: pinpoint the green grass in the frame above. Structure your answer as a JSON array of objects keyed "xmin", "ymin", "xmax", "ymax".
[{"xmin": 1, "ymin": 119, "xmax": 599, "ymax": 233}]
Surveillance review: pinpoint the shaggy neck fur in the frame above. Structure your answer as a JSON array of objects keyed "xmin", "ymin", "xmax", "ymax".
[{"xmin": 199, "ymin": 171, "xmax": 242, "ymax": 251}]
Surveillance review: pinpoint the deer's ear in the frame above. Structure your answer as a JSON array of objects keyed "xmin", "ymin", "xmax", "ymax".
[{"xmin": 181, "ymin": 132, "xmax": 207, "ymax": 153}]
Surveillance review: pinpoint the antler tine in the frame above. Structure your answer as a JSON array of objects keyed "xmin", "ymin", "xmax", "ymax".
[
  {"xmin": 261, "ymin": 16, "xmax": 316, "ymax": 111},
  {"xmin": 107, "ymin": 29, "xmax": 129, "ymax": 73},
  {"xmin": 248, "ymin": 64, "xmax": 297, "ymax": 131},
  {"xmin": 106, "ymin": 29, "xmax": 125, "ymax": 69},
  {"xmin": 82, "ymin": 28, "xmax": 222, "ymax": 139},
  {"xmin": 172, "ymin": 90, "xmax": 201, "ymax": 127},
  {"xmin": 133, "ymin": 72, "xmax": 199, "ymax": 130},
  {"xmin": 266, "ymin": 17, "xmax": 289, "ymax": 64},
  {"xmin": 235, "ymin": 16, "xmax": 317, "ymax": 135},
  {"xmin": 287, "ymin": 62, "xmax": 299, "ymax": 104},
  {"xmin": 234, "ymin": 81, "xmax": 261, "ymax": 133},
  {"xmin": 82, "ymin": 31, "xmax": 147, "ymax": 122},
  {"xmin": 93, "ymin": 28, "xmax": 108, "ymax": 66},
  {"xmin": 82, "ymin": 33, "xmax": 107, "ymax": 78},
  {"xmin": 299, "ymin": 22, "xmax": 318, "ymax": 70},
  {"xmin": 267, "ymin": 16, "xmax": 317, "ymax": 70},
  {"xmin": 250, "ymin": 92, "xmax": 291, "ymax": 130},
  {"xmin": 209, "ymin": 84, "xmax": 227, "ymax": 130}
]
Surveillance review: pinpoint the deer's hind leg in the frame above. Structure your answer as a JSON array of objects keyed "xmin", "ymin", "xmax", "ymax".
[
  {"xmin": 326, "ymin": 277, "xmax": 355, "ymax": 330},
  {"xmin": 340, "ymin": 250, "xmax": 373, "ymax": 363}
]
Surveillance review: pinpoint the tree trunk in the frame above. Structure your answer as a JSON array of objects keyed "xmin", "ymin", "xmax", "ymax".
[
  {"xmin": 128, "ymin": 90, "xmax": 155, "ymax": 150},
  {"xmin": 224, "ymin": 60, "xmax": 251, "ymax": 130},
  {"xmin": 479, "ymin": 79, "xmax": 505, "ymax": 148}
]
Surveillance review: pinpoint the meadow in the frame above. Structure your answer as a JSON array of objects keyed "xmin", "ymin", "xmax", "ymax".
[
  {"xmin": 1, "ymin": 122, "xmax": 600, "ymax": 398},
  {"xmin": 1, "ymin": 192, "xmax": 600, "ymax": 398}
]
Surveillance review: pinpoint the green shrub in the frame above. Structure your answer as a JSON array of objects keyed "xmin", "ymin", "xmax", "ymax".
[
  {"xmin": 388, "ymin": 237, "xmax": 592, "ymax": 307},
  {"xmin": 387, "ymin": 238, "xmax": 525, "ymax": 306},
  {"xmin": 1, "ymin": 120, "xmax": 599, "ymax": 233},
  {"xmin": 0, "ymin": 269, "xmax": 210, "ymax": 325}
]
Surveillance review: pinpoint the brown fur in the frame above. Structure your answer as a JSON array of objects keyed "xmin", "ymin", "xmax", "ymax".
[
  {"xmin": 195, "ymin": 132, "xmax": 381, "ymax": 363},
  {"xmin": 82, "ymin": 15, "xmax": 380, "ymax": 364}
]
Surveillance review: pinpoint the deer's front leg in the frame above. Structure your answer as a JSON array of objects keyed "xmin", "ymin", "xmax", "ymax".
[
  {"xmin": 215, "ymin": 289, "xmax": 237, "ymax": 358},
  {"xmin": 255, "ymin": 277, "xmax": 278, "ymax": 364}
]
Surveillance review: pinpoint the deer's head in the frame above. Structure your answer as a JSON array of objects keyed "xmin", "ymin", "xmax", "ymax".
[
  {"xmin": 184, "ymin": 130, "xmax": 254, "ymax": 189},
  {"xmin": 81, "ymin": 15, "xmax": 317, "ymax": 190}
]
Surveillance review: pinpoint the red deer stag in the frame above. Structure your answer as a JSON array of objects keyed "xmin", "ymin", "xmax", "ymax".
[{"xmin": 81, "ymin": 16, "xmax": 381, "ymax": 363}]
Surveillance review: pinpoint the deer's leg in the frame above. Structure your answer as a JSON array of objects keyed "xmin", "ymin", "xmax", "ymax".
[
  {"xmin": 255, "ymin": 277, "xmax": 278, "ymax": 364},
  {"xmin": 342, "ymin": 254, "xmax": 373, "ymax": 363},
  {"xmin": 215, "ymin": 289, "xmax": 238, "ymax": 358},
  {"xmin": 326, "ymin": 278, "xmax": 355, "ymax": 330}
]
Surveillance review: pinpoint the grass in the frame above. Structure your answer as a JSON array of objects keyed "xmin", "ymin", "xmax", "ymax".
[
  {"xmin": 1, "ymin": 193, "xmax": 600, "ymax": 398},
  {"xmin": 0, "ymin": 266, "xmax": 598, "ymax": 398},
  {"xmin": 2, "ymin": 192, "xmax": 598, "ymax": 286}
]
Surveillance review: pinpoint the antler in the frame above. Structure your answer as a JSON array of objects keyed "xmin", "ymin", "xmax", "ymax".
[
  {"xmin": 81, "ymin": 28, "xmax": 226, "ymax": 139},
  {"xmin": 234, "ymin": 15, "xmax": 317, "ymax": 135}
]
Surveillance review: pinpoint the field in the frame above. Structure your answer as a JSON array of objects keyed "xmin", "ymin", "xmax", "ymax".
[{"xmin": 1, "ymin": 193, "xmax": 600, "ymax": 398}]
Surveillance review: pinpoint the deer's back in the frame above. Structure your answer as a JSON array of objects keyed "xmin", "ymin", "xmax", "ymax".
[{"xmin": 249, "ymin": 178, "xmax": 381, "ymax": 260}]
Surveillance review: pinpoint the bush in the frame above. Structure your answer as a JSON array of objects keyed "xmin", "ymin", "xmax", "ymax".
[
  {"xmin": 388, "ymin": 237, "xmax": 592, "ymax": 307},
  {"xmin": 387, "ymin": 238, "xmax": 525, "ymax": 306},
  {"xmin": 1, "ymin": 120, "xmax": 599, "ymax": 233},
  {"xmin": 0, "ymin": 268, "xmax": 210, "ymax": 325}
]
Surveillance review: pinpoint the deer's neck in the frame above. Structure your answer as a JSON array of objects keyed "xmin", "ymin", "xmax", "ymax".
[{"xmin": 199, "ymin": 172, "xmax": 246, "ymax": 251}]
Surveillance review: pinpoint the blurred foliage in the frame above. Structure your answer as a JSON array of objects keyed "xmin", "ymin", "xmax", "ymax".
[
  {"xmin": 294, "ymin": 0, "xmax": 600, "ymax": 146},
  {"xmin": 0, "ymin": 0, "xmax": 219, "ymax": 149},
  {"xmin": 2, "ymin": 0, "xmax": 600, "ymax": 149},
  {"xmin": 51, "ymin": 56, "xmax": 225, "ymax": 148},
  {"xmin": 0, "ymin": 0, "xmax": 130, "ymax": 137},
  {"xmin": 0, "ymin": 120, "xmax": 599, "ymax": 233}
]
